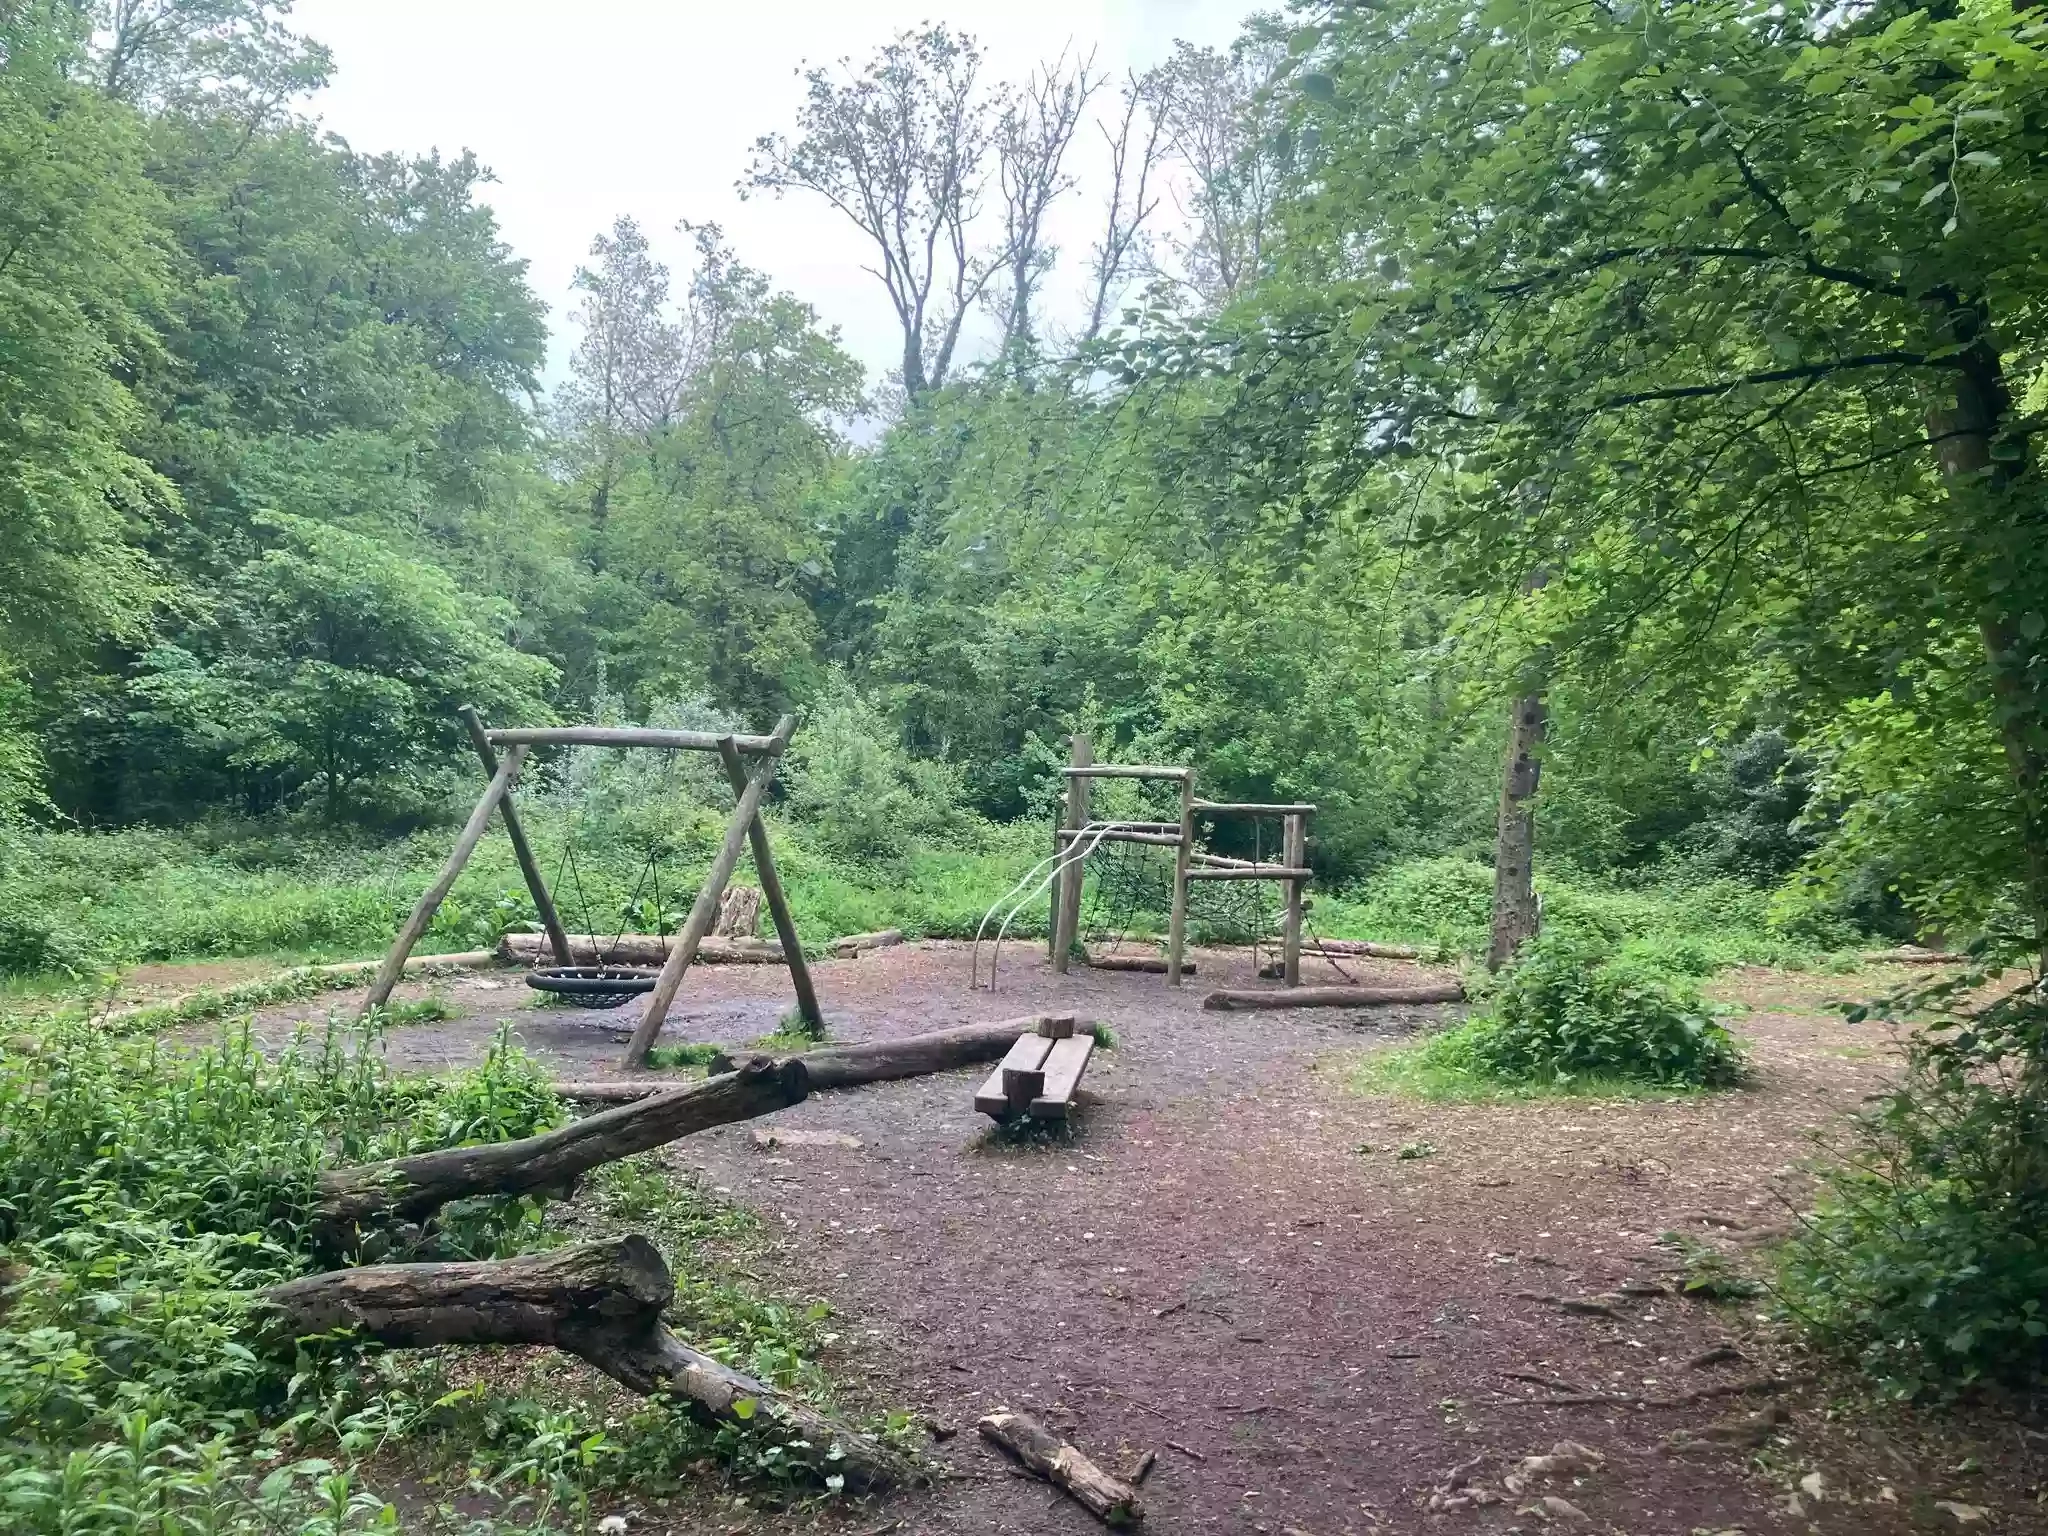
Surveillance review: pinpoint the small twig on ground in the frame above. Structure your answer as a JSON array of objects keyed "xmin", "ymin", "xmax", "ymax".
[
  {"xmin": 1164, "ymin": 1439, "xmax": 1206, "ymax": 1462},
  {"xmin": 1504, "ymin": 1370, "xmax": 1585, "ymax": 1394},
  {"xmin": 1515, "ymin": 1291, "xmax": 1620, "ymax": 1319},
  {"xmin": 1496, "ymin": 1376, "xmax": 1806, "ymax": 1409},
  {"xmin": 1152, "ymin": 1299, "xmax": 1187, "ymax": 1318},
  {"xmin": 1084, "ymin": 1384, "xmax": 1172, "ymax": 1420},
  {"xmin": 1687, "ymin": 1345, "xmax": 1744, "ymax": 1369}
]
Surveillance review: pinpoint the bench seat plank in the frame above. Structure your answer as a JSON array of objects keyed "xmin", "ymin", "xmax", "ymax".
[
  {"xmin": 974, "ymin": 1033, "xmax": 1054, "ymax": 1120},
  {"xmin": 1029, "ymin": 1035, "xmax": 1095, "ymax": 1120}
]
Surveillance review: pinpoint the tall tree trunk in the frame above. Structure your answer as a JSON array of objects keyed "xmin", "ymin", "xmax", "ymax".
[
  {"xmin": 1487, "ymin": 693, "xmax": 1546, "ymax": 971},
  {"xmin": 1929, "ymin": 318, "xmax": 2048, "ymax": 970}
]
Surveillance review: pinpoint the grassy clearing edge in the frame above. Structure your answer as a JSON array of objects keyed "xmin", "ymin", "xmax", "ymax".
[{"xmin": 1343, "ymin": 1039, "xmax": 1729, "ymax": 1104}]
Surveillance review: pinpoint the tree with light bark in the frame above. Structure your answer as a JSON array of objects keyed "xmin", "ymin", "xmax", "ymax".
[{"xmin": 747, "ymin": 25, "xmax": 997, "ymax": 398}]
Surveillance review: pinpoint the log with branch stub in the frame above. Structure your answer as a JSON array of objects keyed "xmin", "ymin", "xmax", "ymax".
[
  {"xmin": 267, "ymin": 1236, "xmax": 916, "ymax": 1491},
  {"xmin": 312, "ymin": 1057, "xmax": 808, "ymax": 1253},
  {"xmin": 708, "ymin": 1015, "xmax": 1074, "ymax": 1091},
  {"xmin": 498, "ymin": 933, "xmax": 788, "ymax": 967},
  {"xmin": 979, "ymin": 1409, "xmax": 1143, "ymax": 1525},
  {"xmin": 1202, "ymin": 983, "xmax": 1464, "ymax": 1012},
  {"xmin": 1304, "ymin": 938, "xmax": 1424, "ymax": 960}
]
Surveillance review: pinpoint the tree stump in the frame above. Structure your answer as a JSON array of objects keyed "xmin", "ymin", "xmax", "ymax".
[{"xmin": 715, "ymin": 885, "xmax": 763, "ymax": 938}]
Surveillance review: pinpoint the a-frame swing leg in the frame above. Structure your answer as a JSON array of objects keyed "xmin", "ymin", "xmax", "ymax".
[
  {"xmin": 717, "ymin": 737, "xmax": 823, "ymax": 1036},
  {"xmin": 460, "ymin": 706, "xmax": 573, "ymax": 966},
  {"xmin": 623, "ymin": 714, "xmax": 798, "ymax": 1068},
  {"xmin": 364, "ymin": 745, "xmax": 528, "ymax": 1014},
  {"xmin": 1166, "ymin": 772, "xmax": 1193, "ymax": 988}
]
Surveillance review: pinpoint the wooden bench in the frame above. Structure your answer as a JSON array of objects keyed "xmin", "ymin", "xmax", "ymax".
[{"xmin": 973, "ymin": 1014, "xmax": 1095, "ymax": 1122}]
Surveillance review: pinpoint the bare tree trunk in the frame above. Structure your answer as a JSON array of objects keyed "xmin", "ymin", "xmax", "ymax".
[
  {"xmin": 1487, "ymin": 694, "xmax": 1546, "ymax": 971},
  {"xmin": 267, "ymin": 1237, "xmax": 916, "ymax": 1491},
  {"xmin": 1928, "ymin": 330, "xmax": 2048, "ymax": 970},
  {"xmin": 709, "ymin": 1014, "xmax": 1068, "ymax": 1089},
  {"xmin": 312, "ymin": 1058, "xmax": 807, "ymax": 1255}
]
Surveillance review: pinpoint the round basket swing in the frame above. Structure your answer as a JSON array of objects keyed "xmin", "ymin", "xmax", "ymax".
[
  {"xmin": 523, "ymin": 965, "xmax": 657, "ymax": 1010},
  {"xmin": 522, "ymin": 829, "xmax": 670, "ymax": 1010}
]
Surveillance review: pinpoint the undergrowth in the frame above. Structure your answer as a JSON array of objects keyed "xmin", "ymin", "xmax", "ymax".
[
  {"xmin": 0, "ymin": 1010, "xmax": 865, "ymax": 1532},
  {"xmin": 1356, "ymin": 933, "xmax": 1748, "ymax": 1100},
  {"xmin": 1780, "ymin": 963, "xmax": 2048, "ymax": 1397}
]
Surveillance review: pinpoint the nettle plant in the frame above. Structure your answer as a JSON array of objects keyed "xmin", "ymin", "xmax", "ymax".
[{"xmin": 1458, "ymin": 933, "xmax": 1749, "ymax": 1088}]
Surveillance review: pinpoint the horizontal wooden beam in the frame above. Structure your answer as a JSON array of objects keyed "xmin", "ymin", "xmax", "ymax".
[
  {"xmin": 1203, "ymin": 982, "xmax": 1464, "ymax": 1011},
  {"xmin": 1056, "ymin": 827, "xmax": 1184, "ymax": 846},
  {"xmin": 1059, "ymin": 764, "xmax": 1191, "ymax": 781},
  {"xmin": 1195, "ymin": 800, "xmax": 1318, "ymax": 817},
  {"xmin": 1185, "ymin": 865, "xmax": 1313, "ymax": 882},
  {"xmin": 483, "ymin": 726, "xmax": 784, "ymax": 754}
]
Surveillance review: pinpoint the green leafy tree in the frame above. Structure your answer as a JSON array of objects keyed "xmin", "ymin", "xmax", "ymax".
[
  {"xmin": 0, "ymin": 8, "xmax": 173, "ymax": 687},
  {"xmin": 133, "ymin": 515, "xmax": 554, "ymax": 819},
  {"xmin": 1158, "ymin": 0, "xmax": 2048, "ymax": 954}
]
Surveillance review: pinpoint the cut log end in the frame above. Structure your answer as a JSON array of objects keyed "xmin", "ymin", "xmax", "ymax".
[{"xmin": 269, "ymin": 1237, "xmax": 917, "ymax": 1492}]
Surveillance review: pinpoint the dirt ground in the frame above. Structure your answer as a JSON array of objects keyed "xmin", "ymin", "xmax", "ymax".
[{"xmin": 232, "ymin": 943, "xmax": 2047, "ymax": 1535}]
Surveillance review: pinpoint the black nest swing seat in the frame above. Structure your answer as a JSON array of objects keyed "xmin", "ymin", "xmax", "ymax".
[
  {"xmin": 521, "ymin": 832, "xmax": 669, "ymax": 1010},
  {"xmin": 523, "ymin": 964, "xmax": 657, "ymax": 1010}
]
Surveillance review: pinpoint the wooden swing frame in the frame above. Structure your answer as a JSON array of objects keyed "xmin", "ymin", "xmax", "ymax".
[{"xmin": 362, "ymin": 708, "xmax": 821, "ymax": 1069}]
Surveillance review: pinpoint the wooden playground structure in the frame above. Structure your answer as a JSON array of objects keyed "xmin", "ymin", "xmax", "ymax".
[
  {"xmin": 974, "ymin": 733, "xmax": 1320, "ymax": 996},
  {"xmin": 364, "ymin": 707, "xmax": 821, "ymax": 1068}
]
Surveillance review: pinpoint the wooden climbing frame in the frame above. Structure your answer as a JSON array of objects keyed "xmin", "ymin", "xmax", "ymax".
[
  {"xmin": 1045, "ymin": 733, "xmax": 1317, "ymax": 988},
  {"xmin": 363, "ymin": 709, "xmax": 822, "ymax": 1067}
]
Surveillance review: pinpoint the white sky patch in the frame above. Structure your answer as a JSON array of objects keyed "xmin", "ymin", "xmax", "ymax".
[{"xmin": 293, "ymin": 0, "xmax": 1257, "ymax": 393}]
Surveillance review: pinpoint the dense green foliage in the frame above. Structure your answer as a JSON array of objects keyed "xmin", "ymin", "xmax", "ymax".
[
  {"xmin": 0, "ymin": 1011, "xmax": 861, "ymax": 1532},
  {"xmin": 1782, "ymin": 971, "xmax": 2048, "ymax": 1396},
  {"xmin": 1363, "ymin": 933, "xmax": 1748, "ymax": 1097}
]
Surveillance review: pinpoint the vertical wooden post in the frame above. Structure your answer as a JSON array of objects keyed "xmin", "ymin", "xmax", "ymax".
[
  {"xmin": 1487, "ymin": 694, "xmax": 1547, "ymax": 971},
  {"xmin": 624, "ymin": 716, "xmax": 797, "ymax": 1068},
  {"xmin": 1052, "ymin": 733, "xmax": 1092, "ymax": 972},
  {"xmin": 1281, "ymin": 812, "xmax": 1305, "ymax": 987},
  {"xmin": 364, "ymin": 745, "xmax": 527, "ymax": 1014},
  {"xmin": 459, "ymin": 706, "xmax": 572, "ymax": 966},
  {"xmin": 1166, "ymin": 771, "xmax": 1193, "ymax": 988},
  {"xmin": 715, "ymin": 736, "xmax": 823, "ymax": 1037}
]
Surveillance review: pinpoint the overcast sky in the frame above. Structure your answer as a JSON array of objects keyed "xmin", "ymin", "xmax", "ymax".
[{"xmin": 291, "ymin": 1, "xmax": 1259, "ymax": 394}]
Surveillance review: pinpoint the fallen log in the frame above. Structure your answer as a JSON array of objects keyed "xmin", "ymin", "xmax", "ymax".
[
  {"xmin": 1086, "ymin": 954, "xmax": 1194, "ymax": 975},
  {"xmin": 269, "ymin": 1236, "xmax": 915, "ymax": 1491},
  {"xmin": 498, "ymin": 933, "xmax": 788, "ymax": 967},
  {"xmin": 830, "ymin": 927, "xmax": 905, "ymax": 958},
  {"xmin": 1202, "ymin": 982, "xmax": 1464, "ymax": 1012},
  {"xmin": 979, "ymin": 1409, "xmax": 1143, "ymax": 1526},
  {"xmin": 707, "ymin": 1014, "xmax": 1073, "ymax": 1091},
  {"xmin": 1304, "ymin": 938, "xmax": 1424, "ymax": 960},
  {"xmin": 313, "ymin": 1057, "xmax": 807, "ymax": 1252},
  {"xmin": 1861, "ymin": 946, "xmax": 1961, "ymax": 966}
]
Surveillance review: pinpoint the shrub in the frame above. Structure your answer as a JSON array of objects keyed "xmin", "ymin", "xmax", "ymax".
[
  {"xmin": 1444, "ymin": 934, "xmax": 1747, "ymax": 1088},
  {"xmin": 782, "ymin": 675, "xmax": 978, "ymax": 863},
  {"xmin": 1780, "ymin": 973, "xmax": 2048, "ymax": 1395}
]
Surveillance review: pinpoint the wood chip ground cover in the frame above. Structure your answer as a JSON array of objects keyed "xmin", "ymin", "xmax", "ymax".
[{"xmin": 220, "ymin": 948, "xmax": 2045, "ymax": 1533}]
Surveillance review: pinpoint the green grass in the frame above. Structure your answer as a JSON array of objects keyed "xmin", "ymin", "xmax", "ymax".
[
  {"xmin": 0, "ymin": 1006, "xmax": 879, "ymax": 1533},
  {"xmin": 1346, "ymin": 1041, "xmax": 1711, "ymax": 1103}
]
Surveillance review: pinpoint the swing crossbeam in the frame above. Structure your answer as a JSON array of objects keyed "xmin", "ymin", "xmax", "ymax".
[
  {"xmin": 482, "ymin": 726, "xmax": 785, "ymax": 754},
  {"xmin": 364, "ymin": 710, "xmax": 821, "ymax": 1066}
]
